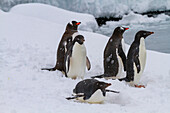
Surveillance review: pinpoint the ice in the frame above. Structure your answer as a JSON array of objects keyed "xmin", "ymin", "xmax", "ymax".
[
  {"xmin": 96, "ymin": 12, "xmax": 170, "ymax": 53},
  {"xmin": 0, "ymin": 4, "xmax": 170, "ymax": 113},
  {"xmin": 1, "ymin": 0, "xmax": 170, "ymax": 17}
]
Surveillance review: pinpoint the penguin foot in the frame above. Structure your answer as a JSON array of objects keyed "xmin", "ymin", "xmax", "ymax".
[{"xmin": 134, "ymin": 85, "xmax": 145, "ymax": 88}]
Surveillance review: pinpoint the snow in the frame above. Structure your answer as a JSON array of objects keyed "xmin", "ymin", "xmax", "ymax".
[
  {"xmin": 1, "ymin": 4, "xmax": 170, "ymax": 113},
  {"xmin": 10, "ymin": 3, "xmax": 98, "ymax": 32}
]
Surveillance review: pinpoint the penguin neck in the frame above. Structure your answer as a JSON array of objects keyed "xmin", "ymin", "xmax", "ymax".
[
  {"xmin": 134, "ymin": 35, "xmax": 143, "ymax": 44},
  {"xmin": 66, "ymin": 29, "xmax": 78, "ymax": 33},
  {"xmin": 112, "ymin": 31, "xmax": 122, "ymax": 38}
]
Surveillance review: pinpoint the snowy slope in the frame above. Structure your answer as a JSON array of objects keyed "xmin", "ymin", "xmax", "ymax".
[
  {"xmin": 10, "ymin": 3, "xmax": 98, "ymax": 32},
  {"xmin": 0, "ymin": 4, "xmax": 170, "ymax": 113}
]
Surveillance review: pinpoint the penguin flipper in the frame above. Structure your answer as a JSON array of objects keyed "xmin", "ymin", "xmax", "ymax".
[
  {"xmin": 134, "ymin": 54, "xmax": 141, "ymax": 73},
  {"xmin": 86, "ymin": 56, "xmax": 91, "ymax": 71},
  {"xmin": 64, "ymin": 51, "xmax": 71, "ymax": 77},
  {"xmin": 105, "ymin": 89, "xmax": 120, "ymax": 93},
  {"xmin": 118, "ymin": 43, "xmax": 126, "ymax": 71},
  {"xmin": 66, "ymin": 94, "xmax": 84, "ymax": 100}
]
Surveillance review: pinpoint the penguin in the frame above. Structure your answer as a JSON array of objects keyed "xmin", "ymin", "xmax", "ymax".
[
  {"xmin": 91, "ymin": 26, "xmax": 129, "ymax": 79},
  {"xmin": 64, "ymin": 35, "xmax": 91, "ymax": 79},
  {"xmin": 119, "ymin": 30, "xmax": 154, "ymax": 88},
  {"xmin": 66, "ymin": 79, "xmax": 119, "ymax": 103},
  {"xmin": 41, "ymin": 21, "xmax": 91, "ymax": 72}
]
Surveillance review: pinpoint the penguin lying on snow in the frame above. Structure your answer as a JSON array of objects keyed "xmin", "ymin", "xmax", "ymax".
[
  {"xmin": 66, "ymin": 79, "xmax": 119, "ymax": 103},
  {"xmin": 64, "ymin": 35, "xmax": 91, "ymax": 79},
  {"xmin": 41, "ymin": 21, "xmax": 81, "ymax": 72},
  {"xmin": 119, "ymin": 30, "xmax": 154, "ymax": 88},
  {"xmin": 92, "ymin": 26, "xmax": 128, "ymax": 79}
]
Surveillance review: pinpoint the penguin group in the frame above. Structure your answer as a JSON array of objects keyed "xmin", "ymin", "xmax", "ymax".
[{"xmin": 42, "ymin": 20, "xmax": 154, "ymax": 103}]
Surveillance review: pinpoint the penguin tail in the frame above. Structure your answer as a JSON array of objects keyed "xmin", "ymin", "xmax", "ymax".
[
  {"xmin": 41, "ymin": 67, "xmax": 57, "ymax": 71},
  {"xmin": 118, "ymin": 77, "xmax": 131, "ymax": 82},
  {"xmin": 91, "ymin": 74, "xmax": 104, "ymax": 79},
  {"xmin": 118, "ymin": 77, "xmax": 126, "ymax": 81}
]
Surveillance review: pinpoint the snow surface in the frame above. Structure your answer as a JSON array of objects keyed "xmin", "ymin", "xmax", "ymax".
[
  {"xmin": 10, "ymin": 3, "xmax": 98, "ymax": 32},
  {"xmin": 0, "ymin": 4, "xmax": 170, "ymax": 113}
]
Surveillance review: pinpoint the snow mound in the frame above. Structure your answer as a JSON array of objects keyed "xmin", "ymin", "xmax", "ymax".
[{"xmin": 10, "ymin": 3, "xmax": 98, "ymax": 32}]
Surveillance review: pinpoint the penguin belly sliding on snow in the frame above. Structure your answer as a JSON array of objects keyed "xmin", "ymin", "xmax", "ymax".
[
  {"xmin": 119, "ymin": 30, "xmax": 154, "ymax": 88},
  {"xmin": 92, "ymin": 26, "xmax": 129, "ymax": 79},
  {"xmin": 41, "ymin": 21, "xmax": 81, "ymax": 72},
  {"xmin": 66, "ymin": 79, "xmax": 119, "ymax": 104},
  {"xmin": 64, "ymin": 35, "xmax": 91, "ymax": 79}
]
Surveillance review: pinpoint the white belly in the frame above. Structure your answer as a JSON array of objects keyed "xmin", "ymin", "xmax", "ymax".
[
  {"xmin": 77, "ymin": 89, "xmax": 105, "ymax": 104},
  {"xmin": 67, "ymin": 43, "xmax": 86, "ymax": 79},
  {"xmin": 132, "ymin": 38, "xmax": 146, "ymax": 85},
  {"xmin": 121, "ymin": 39, "xmax": 126, "ymax": 52}
]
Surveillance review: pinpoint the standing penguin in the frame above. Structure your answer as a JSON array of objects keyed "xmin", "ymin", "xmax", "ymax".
[
  {"xmin": 92, "ymin": 26, "xmax": 129, "ymax": 79},
  {"xmin": 64, "ymin": 35, "xmax": 91, "ymax": 79},
  {"xmin": 42, "ymin": 21, "xmax": 90, "ymax": 72},
  {"xmin": 66, "ymin": 79, "xmax": 119, "ymax": 103},
  {"xmin": 119, "ymin": 30, "xmax": 154, "ymax": 88}
]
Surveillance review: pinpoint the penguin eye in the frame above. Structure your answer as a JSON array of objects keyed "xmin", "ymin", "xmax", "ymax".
[{"xmin": 143, "ymin": 33, "xmax": 146, "ymax": 35}]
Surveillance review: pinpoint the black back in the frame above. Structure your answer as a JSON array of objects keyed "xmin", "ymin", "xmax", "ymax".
[
  {"xmin": 125, "ymin": 30, "xmax": 154, "ymax": 82},
  {"xmin": 103, "ymin": 27, "xmax": 127, "ymax": 77},
  {"xmin": 73, "ymin": 79, "xmax": 109, "ymax": 100}
]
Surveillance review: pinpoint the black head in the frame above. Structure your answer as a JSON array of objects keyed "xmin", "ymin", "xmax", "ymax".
[
  {"xmin": 96, "ymin": 81, "xmax": 111, "ymax": 90},
  {"xmin": 66, "ymin": 21, "xmax": 81, "ymax": 31},
  {"xmin": 74, "ymin": 35, "xmax": 85, "ymax": 45},
  {"xmin": 113, "ymin": 26, "xmax": 129, "ymax": 36},
  {"xmin": 135, "ymin": 30, "xmax": 154, "ymax": 40}
]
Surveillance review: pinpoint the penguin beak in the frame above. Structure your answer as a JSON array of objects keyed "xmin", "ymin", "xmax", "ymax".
[
  {"xmin": 125, "ymin": 28, "xmax": 129, "ymax": 30},
  {"xmin": 81, "ymin": 39, "xmax": 85, "ymax": 42},
  {"xmin": 150, "ymin": 32, "xmax": 154, "ymax": 34},
  {"xmin": 104, "ymin": 83, "xmax": 111, "ymax": 88},
  {"xmin": 76, "ymin": 22, "xmax": 81, "ymax": 25}
]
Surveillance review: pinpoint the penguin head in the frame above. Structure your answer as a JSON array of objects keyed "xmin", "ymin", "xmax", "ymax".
[
  {"xmin": 135, "ymin": 30, "xmax": 154, "ymax": 39},
  {"xmin": 74, "ymin": 35, "xmax": 85, "ymax": 45},
  {"xmin": 96, "ymin": 81, "xmax": 111, "ymax": 90},
  {"xmin": 114, "ymin": 26, "xmax": 129, "ymax": 35},
  {"xmin": 66, "ymin": 21, "xmax": 81, "ymax": 31}
]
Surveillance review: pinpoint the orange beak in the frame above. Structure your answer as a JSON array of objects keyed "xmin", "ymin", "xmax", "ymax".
[
  {"xmin": 150, "ymin": 32, "xmax": 154, "ymax": 34},
  {"xmin": 76, "ymin": 22, "xmax": 81, "ymax": 25},
  {"xmin": 125, "ymin": 28, "xmax": 129, "ymax": 30}
]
